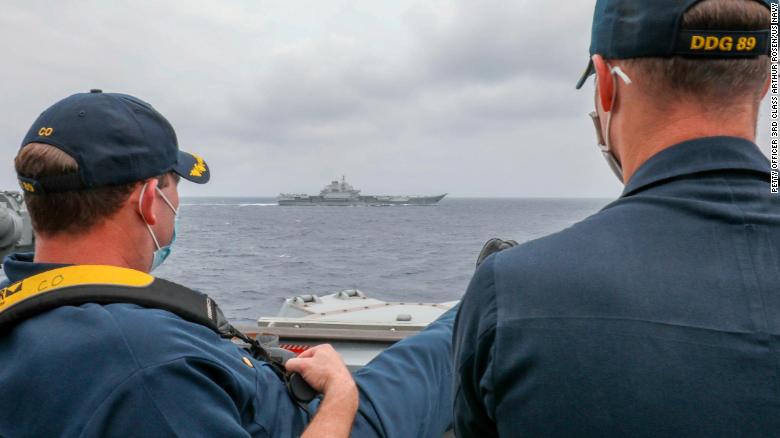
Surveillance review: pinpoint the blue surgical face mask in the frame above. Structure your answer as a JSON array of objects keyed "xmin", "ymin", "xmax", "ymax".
[
  {"xmin": 139, "ymin": 183, "xmax": 179, "ymax": 272},
  {"xmin": 150, "ymin": 217, "xmax": 178, "ymax": 271}
]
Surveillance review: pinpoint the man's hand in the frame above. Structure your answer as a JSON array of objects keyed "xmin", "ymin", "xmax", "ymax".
[
  {"xmin": 476, "ymin": 238, "xmax": 518, "ymax": 267},
  {"xmin": 286, "ymin": 344, "xmax": 358, "ymax": 438},
  {"xmin": 285, "ymin": 344, "xmax": 356, "ymax": 397}
]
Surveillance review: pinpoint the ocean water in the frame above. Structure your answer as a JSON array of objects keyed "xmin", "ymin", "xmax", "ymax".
[{"xmin": 152, "ymin": 197, "xmax": 611, "ymax": 325}]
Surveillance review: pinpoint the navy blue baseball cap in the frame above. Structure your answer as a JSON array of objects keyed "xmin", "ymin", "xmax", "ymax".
[
  {"xmin": 575, "ymin": 0, "xmax": 773, "ymax": 89},
  {"xmin": 17, "ymin": 90, "xmax": 210, "ymax": 194}
]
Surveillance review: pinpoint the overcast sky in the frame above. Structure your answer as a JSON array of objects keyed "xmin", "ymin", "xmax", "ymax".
[{"xmin": 0, "ymin": 1, "xmax": 774, "ymax": 198}]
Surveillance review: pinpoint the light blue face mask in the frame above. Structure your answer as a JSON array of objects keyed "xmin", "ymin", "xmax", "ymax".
[
  {"xmin": 139, "ymin": 183, "xmax": 179, "ymax": 272},
  {"xmin": 150, "ymin": 217, "xmax": 178, "ymax": 271}
]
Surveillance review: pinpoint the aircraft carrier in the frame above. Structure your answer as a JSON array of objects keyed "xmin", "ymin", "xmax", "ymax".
[{"xmin": 278, "ymin": 176, "xmax": 446, "ymax": 206}]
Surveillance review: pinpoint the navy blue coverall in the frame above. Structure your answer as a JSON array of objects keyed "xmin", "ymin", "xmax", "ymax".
[
  {"xmin": 0, "ymin": 256, "xmax": 454, "ymax": 437},
  {"xmin": 454, "ymin": 137, "xmax": 780, "ymax": 437}
]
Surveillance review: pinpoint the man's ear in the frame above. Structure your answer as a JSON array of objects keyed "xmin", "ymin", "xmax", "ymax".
[
  {"xmin": 138, "ymin": 179, "xmax": 159, "ymax": 226},
  {"xmin": 593, "ymin": 54, "xmax": 614, "ymax": 112}
]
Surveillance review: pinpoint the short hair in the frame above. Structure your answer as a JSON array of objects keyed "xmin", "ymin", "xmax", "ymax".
[
  {"xmin": 15, "ymin": 143, "xmax": 176, "ymax": 236},
  {"xmin": 622, "ymin": 0, "xmax": 770, "ymax": 103}
]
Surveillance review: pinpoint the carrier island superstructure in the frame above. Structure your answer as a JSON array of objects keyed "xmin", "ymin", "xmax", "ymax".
[{"xmin": 278, "ymin": 176, "xmax": 446, "ymax": 206}]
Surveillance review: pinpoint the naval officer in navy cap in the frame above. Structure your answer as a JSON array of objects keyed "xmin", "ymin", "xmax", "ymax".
[
  {"xmin": 454, "ymin": 0, "xmax": 779, "ymax": 436},
  {"xmin": 0, "ymin": 90, "xmax": 456, "ymax": 437}
]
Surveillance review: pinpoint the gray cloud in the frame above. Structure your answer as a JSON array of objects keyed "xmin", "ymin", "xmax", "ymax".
[
  {"xmin": 221, "ymin": 1, "xmax": 594, "ymax": 150},
  {"xmin": 407, "ymin": 1, "xmax": 593, "ymax": 84}
]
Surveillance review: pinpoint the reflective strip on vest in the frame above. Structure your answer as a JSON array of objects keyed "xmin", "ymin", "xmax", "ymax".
[{"xmin": 0, "ymin": 265, "xmax": 154, "ymax": 312}]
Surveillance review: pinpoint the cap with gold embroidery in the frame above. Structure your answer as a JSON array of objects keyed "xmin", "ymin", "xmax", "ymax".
[
  {"xmin": 575, "ymin": 0, "xmax": 773, "ymax": 90},
  {"xmin": 17, "ymin": 89, "xmax": 210, "ymax": 194}
]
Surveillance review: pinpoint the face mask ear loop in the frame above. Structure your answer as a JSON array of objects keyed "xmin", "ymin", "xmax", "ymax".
[
  {"xmin": 611, "ymin": 66, "xmax": 632, "ymax": 85},
  {"xmin": 155, "ymin": 187, "xmax": 178, "ymax": 216},
  {"xmin": 138, "ymin": 182, "xmax": 162, "ymax": 251},
  {"xmin": 603, "ymin": 65, "xmax": 632, "ymax": 155}
]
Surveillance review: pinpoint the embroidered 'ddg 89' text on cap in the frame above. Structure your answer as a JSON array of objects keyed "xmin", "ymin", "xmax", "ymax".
[
  {"xmin": 17, "ymin": 90, "xmax": 210, "ymax": 194},
  {"xmin": 575, "ymin": 0, "xmax": 774, "ymax": 89}
]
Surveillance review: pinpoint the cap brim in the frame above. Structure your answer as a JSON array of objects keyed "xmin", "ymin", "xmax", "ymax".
[
  {"xmin": 575, "ymin": 59, "xmax": 595, "ymax": 90},
  {"xmin": 173, "ymin": 150, "xmax": 210, "ymax": 184}
]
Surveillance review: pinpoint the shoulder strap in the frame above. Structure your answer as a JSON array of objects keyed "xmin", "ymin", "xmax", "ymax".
[{"xmin": 0, "ymin": 265, "xmax": 232, "ymax": 338}]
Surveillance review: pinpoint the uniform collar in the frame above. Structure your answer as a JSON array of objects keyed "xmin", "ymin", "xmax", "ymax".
[
  {"xmin": 622, "ymin": 136, "xmax": 771, "ymax": 198},
  {"xmin": 2, "ymin": 252, "xmax": 68, "ymax": 285}
]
